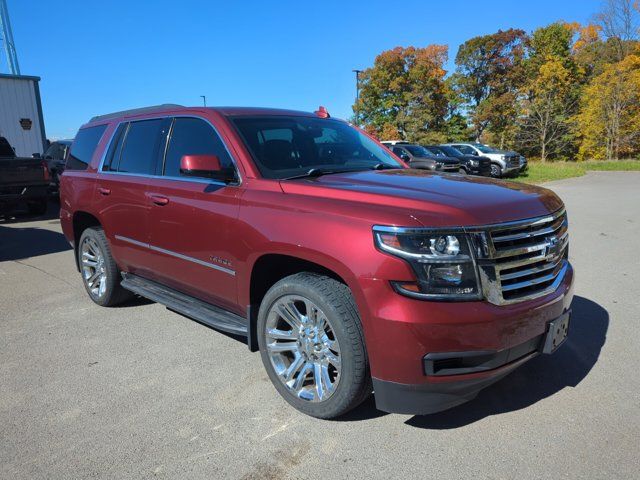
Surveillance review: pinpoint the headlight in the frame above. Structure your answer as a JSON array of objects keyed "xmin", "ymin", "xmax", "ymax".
[
  {"xmin": 501, "ymin": 155, "xmax": 507, "ymax": 160},
  {"xmin": 373, "ymin": 227, "xmax": 481, "ymax": 300},
  {"xmin": 435, "ymin": 162, "xmax": 443, "ymax": 167},
  {"xmin": 470, "ymin": 159, "xmax": 479, "ymax": 166}
]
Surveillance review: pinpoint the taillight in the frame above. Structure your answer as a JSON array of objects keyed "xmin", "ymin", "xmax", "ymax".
[{"xmin": 42, "ymin": 161, "xmax": 50, "ymax": 181}]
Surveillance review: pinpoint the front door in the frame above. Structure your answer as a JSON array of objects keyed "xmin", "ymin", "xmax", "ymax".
[{"xmin": 147, "ymin": 116, "xmax": 242, "ymax": 313}]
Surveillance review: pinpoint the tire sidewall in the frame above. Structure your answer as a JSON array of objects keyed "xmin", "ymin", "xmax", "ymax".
[
  {"xmin": 257, "ymin": 275, "xmax": 366, "ymax": 418},
  {"xmin": 490, "ymin": 163, "xmax": 502, "ymax": 178},
  {"xmin": 78, "ymin": 227, "xmax": 120, "ymax": 307}
]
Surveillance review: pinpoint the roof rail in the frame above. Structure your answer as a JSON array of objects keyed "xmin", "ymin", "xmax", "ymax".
[{"xmin": 89, "ymin": 104, "xmax": 185, "ymax": 123}]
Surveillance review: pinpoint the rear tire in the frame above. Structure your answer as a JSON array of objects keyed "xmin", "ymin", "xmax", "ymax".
[
  {"xmin": 78, "ymin": 227, "xmax": 132, "ymax": 307},
  {"xmin": 258, "ymin": 272, "xmax": 371, "ymax": 419},
  {"xmin": 490, "ymin": 163, "xmax": 502, "ymax": 178}
]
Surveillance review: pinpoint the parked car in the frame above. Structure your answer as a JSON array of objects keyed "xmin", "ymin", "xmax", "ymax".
[
  {"xmin": 42, "ymin": 139, "xmax": 72, "ymax": 194},
  {"xmin": 519, "ymin": 155, "xmax": 528, "ymax": 173},
  {"xmin": 60, "ymin": 105, "xmax": 573, "ymax": 419},
  {"xmin": 443, "ymin": 142, "xmax": 521, "ymax": 178},
  {"xmin": 385, "ymin": 143, "xmax": 460, "ymax": 172},
  {"xmin": 0, "ymin": 136, "xmax": 49, "ymax": 216},
  {"xmin": 425, "ymin": 144, "xmax": 491, "ymax": 176}
]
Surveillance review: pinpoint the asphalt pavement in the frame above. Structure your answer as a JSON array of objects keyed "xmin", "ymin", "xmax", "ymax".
[{"xmin": 1, "ymin": 171, "xmax": 638, "ymax": 479}]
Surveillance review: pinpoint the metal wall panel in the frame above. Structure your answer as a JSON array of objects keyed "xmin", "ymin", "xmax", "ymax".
[{"xmin": 0, "ymin": 76, "xmax": 46, "ymax": 157}]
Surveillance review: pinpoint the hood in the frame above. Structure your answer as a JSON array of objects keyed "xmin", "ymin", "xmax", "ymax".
[{"xmin": 280, "ymin": 169, "xmax": 563, "ymax": 227}]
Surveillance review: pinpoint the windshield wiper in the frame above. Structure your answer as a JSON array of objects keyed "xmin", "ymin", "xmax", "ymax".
[
  {"xmin": 371, "ymin": 163, "xmax": 395, "ymax": 170},
  {"xmin": 283, "ymin": 167, "xmax": 366, "ymax": 180}
]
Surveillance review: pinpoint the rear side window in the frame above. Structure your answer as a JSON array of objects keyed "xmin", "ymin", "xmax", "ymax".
[
  {"xmin": 67, "ymin": 125, "xmax": 108, "ymax": 170},
  {"xmin": 163, "ymin": 117, "xmax": 236, "ymax": 180},
  {"xmin": 117, "ymin": 119, "xmax": 165, "ymax": 175},
  {"xmin": 101, "ymin": 123, "xmax": 127, "ymax": 172}
]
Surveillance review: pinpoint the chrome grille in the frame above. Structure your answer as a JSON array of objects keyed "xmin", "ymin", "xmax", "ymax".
[
  {"xmin": 478, "ymin": 209, "xmax": 569, "ymax": 305},
  {"xmin": 507, "ymin": 156, "xmax": 520, "ymax": 168}
]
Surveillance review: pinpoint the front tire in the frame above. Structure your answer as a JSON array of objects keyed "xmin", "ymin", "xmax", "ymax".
[
  {"xmin": 490, "ymin": 163, "xmax": 502, "ymax": 178},
  {"xmin": 78, "ymin": 227, "xmax": 131, "ymax": 307},
  {"xmin": 258, "ymin": 273, "xmax": 371, "ymax": 419}
]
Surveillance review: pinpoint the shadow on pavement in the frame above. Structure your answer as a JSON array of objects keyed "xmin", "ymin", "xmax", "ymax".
[
  {"xmin": 404, "ymin": 295, "xmax": 607, "ymax": 429},
  {"xmin": 0, "ymin": 222, "xmax": 72, "ymax": 263},
  {"xmin": 0, "ymin": 200, "xmax": 60, "ymax": 224}
]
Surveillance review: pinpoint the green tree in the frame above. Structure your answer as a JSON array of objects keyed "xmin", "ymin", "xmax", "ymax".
[{"xmin": 453, "ymin": 29, "xmax": 528, "ymax": 144}]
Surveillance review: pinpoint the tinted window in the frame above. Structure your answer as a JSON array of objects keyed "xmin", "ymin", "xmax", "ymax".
[
  {"xmin": 392, "ymin": 147, "xmax": 406, "ymax": 156},
  {"xmin": 102, "ymin": 123, "xmax": 127, "ymax": 172},
  {"xmin": 67, "ymin": 125, "xmax": 108, "ymax": 170},
  {"xmin": 0, "ymin": 137, "xmax": 14, "ymax": 157},
  {"xmin": 405, "ymin": 145, "xmax": 433, "ymax": 157},
  {"xmin": 117, "ymin": 119, "xmax": 165, "ymax": 174},
  {"xmin": 232, "ymin": 116, "xmax": 401, "ymax": 179},
  {"xmin": 455, "ymin": 145, "xmax": 474, "ymax": 155},
  {"xmin": 164, "ymin": 117, "xmax": 236, "ymax": 180},
  {"xmin": 44, "ymin": 143, "xmax": 66, "ymax": 160}
]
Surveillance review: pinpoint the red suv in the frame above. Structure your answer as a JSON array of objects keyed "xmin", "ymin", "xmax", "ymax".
[{"xmin": 60, "ymin": 104, "xmax": 573, "ymax": 418}]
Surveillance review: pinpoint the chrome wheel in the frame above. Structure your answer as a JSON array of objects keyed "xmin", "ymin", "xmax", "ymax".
[
  {"xmin": 81, "ymin": 236, "xmax": 107, "ymax": 298},
  {"xmin": 265, "ymin": 295, "xmax": 341, "ymax": 402}
]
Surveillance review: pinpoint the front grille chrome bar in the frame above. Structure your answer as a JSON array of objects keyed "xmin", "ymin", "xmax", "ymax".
[{"xmin": 475, "ymin": 208, "xmax": 569, "ymax": 305}]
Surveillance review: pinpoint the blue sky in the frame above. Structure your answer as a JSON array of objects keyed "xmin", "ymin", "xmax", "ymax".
[{"xmin": 6, "ymin": 0, "xmax": 602, "ymax": 139}]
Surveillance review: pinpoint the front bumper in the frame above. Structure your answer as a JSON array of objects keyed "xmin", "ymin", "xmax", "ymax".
[{"xmin": 360, "ymin": 262, "xmax": 574, "ymax": 415}]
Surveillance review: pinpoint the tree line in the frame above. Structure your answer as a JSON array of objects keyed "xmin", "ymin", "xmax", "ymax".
[{"xmin": 353, "ymin": 0, "xmax": 640, "ymax": 161}]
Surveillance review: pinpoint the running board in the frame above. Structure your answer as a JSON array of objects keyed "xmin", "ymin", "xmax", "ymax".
[{"xmin": 121, "ymin": 273, "xmax": 248, "ymax": 337}]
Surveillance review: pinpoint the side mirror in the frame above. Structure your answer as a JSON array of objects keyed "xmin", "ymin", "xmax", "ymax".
[
  {"xmin": 400, "ymin": 154, "xmax": 410, "ymax": 161},
  {"xmin": 180, "ymin": 154, "xmax": 229, "ymax": 181},
  {"xmin": 32, "ymin": 153, "xmax": 42, "ymax": 159}
]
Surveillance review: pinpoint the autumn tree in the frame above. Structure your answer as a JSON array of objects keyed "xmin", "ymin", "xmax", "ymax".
[
  {"xmin": 517, "ymin": 23, "xmax": 580, "ymax": 161},
  {"xmin": 354, "ymin": 45, "xmax": 450, "ymax": 142},
  {"xmin": 452, "ymin": 29, "xmax": 528, "ymax": 144},
  {"xmin": 575, "ymin": 53, "xmax": 640, "ymax": 160}
]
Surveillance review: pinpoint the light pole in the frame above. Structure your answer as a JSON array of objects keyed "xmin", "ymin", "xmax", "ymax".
[
  {"xmin": 200, "ymin": 95, "xmax": 207, "ymax": 107},
  {"xmin": 352, "ymin": 69, "xmax": 362, "ymax": 126}
]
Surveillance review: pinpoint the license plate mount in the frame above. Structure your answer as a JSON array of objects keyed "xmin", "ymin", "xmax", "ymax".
[{"xmin": 542, "ymin": 310, "xmax": 571, "ymax": 354}]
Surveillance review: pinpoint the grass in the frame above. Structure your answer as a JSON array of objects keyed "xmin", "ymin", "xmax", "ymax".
[{"xmin": 512, "ymin": 159, "xmax": 640, "ymax": 184}]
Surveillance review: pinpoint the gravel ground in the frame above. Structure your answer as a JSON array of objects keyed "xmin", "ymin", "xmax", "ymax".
[{"xmin": 1, "ymin": 171, "xmax": 638, "ymax": 479}]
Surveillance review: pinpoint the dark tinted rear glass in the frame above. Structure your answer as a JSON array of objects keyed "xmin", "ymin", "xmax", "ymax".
[
  {"xmin": 0, "ymin": 137, "xmax": 15, "ymax": 157},
  {"xmin": 102, "ymin": 123, "xmax": 127, "ymax": 171},
  {"xmin": 67, "ymin": 125, "xmax": 108, "ymax": 170},
  {"xmin": 164, "ymin": 117, "xmax": 235, "ymax": 179},
  {"xmin": 117, "ymin": 119, "xmax": 164, "ymax": 175}
]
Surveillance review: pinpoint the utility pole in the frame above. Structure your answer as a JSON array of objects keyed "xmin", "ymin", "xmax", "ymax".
[
  {"xmin": 0, "ymin": 0, "xmax": 21, "ymax": 75},
  {"xmin": 352, "ymin": 69, "xmax": 362, "ymax": 126},
  {"xmin": 200, "ymin": 95, "xmax": 206, "ymax": 107}
]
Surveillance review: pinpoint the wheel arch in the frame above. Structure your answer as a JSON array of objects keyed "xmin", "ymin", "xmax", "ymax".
[
  {"xmin": 72, "ymin": 211, "xmax": 102, "ymax": 271},
  {"xmin": 246, "ymin": 252, "xmax": 359, "ymax": 352}
]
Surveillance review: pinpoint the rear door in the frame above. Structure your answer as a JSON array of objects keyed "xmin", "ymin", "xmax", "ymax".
[
  {"xmin": 146, "ymin": 116, "xmax": 242, "ymax": 312},
  {"xmin": 94, "ymin": 118, "xmax": 170, "ymax": 277}
]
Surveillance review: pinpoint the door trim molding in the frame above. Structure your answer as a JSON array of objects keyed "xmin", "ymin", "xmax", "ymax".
[{"xmin": 115, "ymin": 234, "xmax": 236, "ymax": 276}]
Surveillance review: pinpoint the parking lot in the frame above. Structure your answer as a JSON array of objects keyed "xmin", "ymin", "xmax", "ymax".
[{"xmin": 1, "ymin": 171, "xmax": 638, "ymax": 479}]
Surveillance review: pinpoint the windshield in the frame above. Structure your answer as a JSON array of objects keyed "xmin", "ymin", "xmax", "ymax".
[
  {"xmin": 438, "ymin": 146, "xmax": 463, "ymax": 156},
  {"xmin": 231, "ymin": 116, "xmax": 402, "ymax": 179},
  {"xmin": 475, "ymin": 144, "xmax": 497, "ymax": 153},
  {"xmin": 404, "ymin": 145, "xmax": 434, "ymax": 157}
]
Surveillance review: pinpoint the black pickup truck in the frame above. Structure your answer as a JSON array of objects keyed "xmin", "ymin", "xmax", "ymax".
[{"xmin": 0, "ymin": 136, "xmax": 49, "ymax": 216}]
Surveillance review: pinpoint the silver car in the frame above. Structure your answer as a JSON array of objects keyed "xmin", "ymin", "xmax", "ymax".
[{"xmin": 444, "ymin": 143, "xmax": 522, "ymax": 178}]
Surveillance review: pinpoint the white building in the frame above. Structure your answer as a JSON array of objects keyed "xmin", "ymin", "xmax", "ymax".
[{"xmin": 0, "ymin": 73, "xmax": 46, "ymax": 157}]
